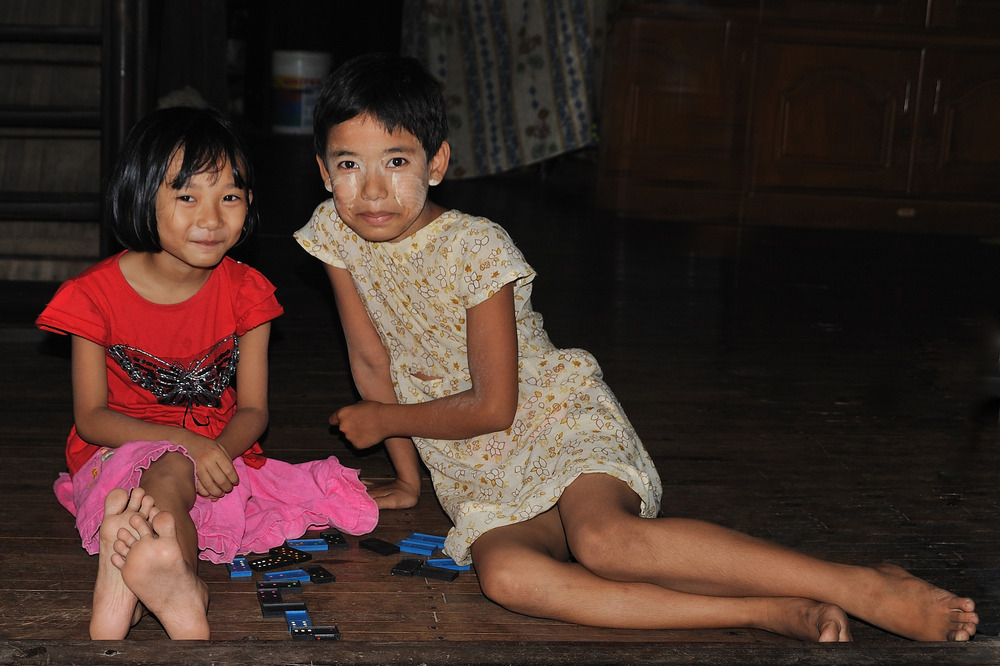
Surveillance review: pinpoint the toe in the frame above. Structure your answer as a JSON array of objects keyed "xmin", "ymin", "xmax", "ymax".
[
  {"xmin": 127, "ymin": 512, "xmax": 153, "ymax": 538},
  {"xmin": 125, "ymin": 487, "xmax": 146, "ymax": 511},
  {"xmin": 150, "ymin": 510, "xmax": 176, "ymax": 538},
  {"xmin": 116, "ymin": 526, "xmax": 138, "ymax": 548},
  {"xmin": 104, "ymin": 488, "xmax": 129, "ymax": 515}
]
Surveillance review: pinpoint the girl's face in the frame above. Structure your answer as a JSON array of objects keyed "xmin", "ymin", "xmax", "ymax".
[
  {"xmin": 316, "ymin": 113, "xmax": 450, "ymax": 243},
  {"xmin": 154, "ymin": 150, "xmax": 249, "ymax": 271}
]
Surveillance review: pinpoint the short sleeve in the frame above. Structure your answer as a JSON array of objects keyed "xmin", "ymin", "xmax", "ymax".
[
  {"xmin": 294, "ymin": 199, "xmax": 348, "ymax": 269},
  {"xmin": 457, "ymin": 219, "xmax": 536, "ymax": 310},
  {"xmin": 230, "ymin": 262, "xmax": 284, "ymax": 335},
  {"xmin": 35, "ymin": 279, "xmax": 110, "ymax": 345}
]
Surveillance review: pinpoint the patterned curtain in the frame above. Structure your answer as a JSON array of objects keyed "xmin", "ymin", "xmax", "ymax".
[{"xmin": 401, "ymin": 0, "xmax": 615, "ymax": 179}]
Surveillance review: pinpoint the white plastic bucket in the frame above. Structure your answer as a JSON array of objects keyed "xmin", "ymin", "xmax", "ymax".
[{"xmin": 272, "ymin": 50, "xmax": 331, "ymax": 134}]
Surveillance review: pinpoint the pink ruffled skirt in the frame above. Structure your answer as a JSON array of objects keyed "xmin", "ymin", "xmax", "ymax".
[{"xmin": 53, "ymin": 440, "xmax": 379, "ymax": 563}]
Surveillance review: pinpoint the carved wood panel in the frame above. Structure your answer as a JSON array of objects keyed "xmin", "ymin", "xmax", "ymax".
[{"xmin": 751, "ymin": 41, "xmax": 920, "ymax": 193}]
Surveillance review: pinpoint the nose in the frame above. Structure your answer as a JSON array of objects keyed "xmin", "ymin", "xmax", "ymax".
[
  {"xmin": 360, "ymin": 169, "xmax": 388, "ymax": 201},
  {"xmin": 197, "ymin": 201, "xmax": 223, "ymax": 229}
]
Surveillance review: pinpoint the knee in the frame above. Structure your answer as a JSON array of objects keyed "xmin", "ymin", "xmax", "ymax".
[
  {"xmin": 566, "ymin": 518, "xmax": 637, "ymax": 579},
  {"xmin": 474, "ymin": 551, "xmax": 551, "ymax": 615},
  {"xmin": 144, "ymin": 451, "xmax": 193, "ymax": 476},
  {"xmin": 476, "ymin": 556, "xmax": 523, "ymax": 608},
  {"xmin": 140, "ymin": 453, "xmax": 196, "ymax": 503}
]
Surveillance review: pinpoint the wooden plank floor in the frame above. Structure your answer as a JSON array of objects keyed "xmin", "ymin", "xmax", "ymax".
[{"xmin": 2, "ymin": 144, "xmax": 999, "ymax": 663}]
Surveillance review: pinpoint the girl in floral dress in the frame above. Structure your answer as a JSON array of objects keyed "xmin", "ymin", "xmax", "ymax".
[{"xmin": 295, "ymin": 53, "xmax": 978, "ymax": 643}]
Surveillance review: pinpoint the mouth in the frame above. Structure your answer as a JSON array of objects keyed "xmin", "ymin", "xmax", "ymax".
[
  {"xmin": 359, "ymin": 211, "xmax": 395, "ymax": 225},
  {"xmin": 191, "ymin": 239, "xmax": 225, "ymax": 248}
]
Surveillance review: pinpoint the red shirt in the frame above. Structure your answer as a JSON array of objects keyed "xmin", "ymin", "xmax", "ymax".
[{"xmin": 36, "ymin": 252, "xmax": 284, "ymax": 475}]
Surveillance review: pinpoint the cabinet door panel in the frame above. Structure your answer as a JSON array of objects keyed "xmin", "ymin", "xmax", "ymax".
[
  {"xmin": 600, "ymin": 13, "xmax": 749, "ymax": 185},
  {"xmin": 929, "ymin": 0, "xmax": 1000, "ymax": 33},
  {"xmin": 752, "ymin": 42, "xmax": 919, "ymax": 192},
  {"xmin": 914, "ymin": 49, "xmax": 1000, "ymax": 199}
]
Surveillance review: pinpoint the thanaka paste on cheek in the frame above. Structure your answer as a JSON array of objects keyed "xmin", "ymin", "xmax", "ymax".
[
  {"xmin": 331, "ymin": 171, "xmax": 359, "ymax": 212},
  {"xmin": 390, "ymin": 171, "xmax": 429, "ymax": 210}
]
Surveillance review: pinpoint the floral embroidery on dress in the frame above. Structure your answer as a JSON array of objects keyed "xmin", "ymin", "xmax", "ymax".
[{"xmin": 85, "ymin": 448, "xmax": 116, "ymax": 489}]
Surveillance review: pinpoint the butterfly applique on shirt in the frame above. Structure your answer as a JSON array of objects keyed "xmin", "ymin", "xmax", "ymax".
[{"xmin": 107, "ymin": 334, "xmax": 239, "ymax": 426}]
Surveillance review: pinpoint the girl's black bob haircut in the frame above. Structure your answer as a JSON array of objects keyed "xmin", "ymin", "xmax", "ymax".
[
  {"xmin": 106, "ymin": 105, "xmax": 258, "ymax": 252},
  {"xmin": 313, "ymin": 53, "xmax": 448, "ymax": 161}
]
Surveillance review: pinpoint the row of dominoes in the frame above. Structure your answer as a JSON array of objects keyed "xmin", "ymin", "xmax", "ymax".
[
  {"xmin": 356, "ymin": 531, "xmax": 470, "ymax": 569},
  {"xmin": 226, "ymin": 529, "xmax": 471, "ymax": 639},
  {"xmin": 256, "ymin": 579, "xmax": 340, "ymax": 641},
  {"xmin": 228, "ymin": 530, "xmax": 469, "ymax": 578},
  {"xmin": 226, "ymin": 531, "xmax": 348, "ymax": 640},
  {"xmin": 226, "ymin": 529, "xmax": 350, "ymax": 577},
  {"xmin": 357, "ymin": 532, "xmax": 469, "ymax": 581},
  {"xmin": 356, "ymin": 532, "xmax": 470, "ymax": 579},
  {"xmin": 253, "ymin": 565, "xmax": 339, "ymax": 640}
]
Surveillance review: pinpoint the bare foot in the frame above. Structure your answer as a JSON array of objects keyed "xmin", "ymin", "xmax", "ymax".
[
  {"xmin": 857, "ymin": 563, "xmax": 978, "ymax": 641},
  {"xmin": 760, "ymin": 597, "xmax": 852, "ymax": 642},
  {"xmin": 115, "ymin": 510, "xmax": 210, "ymax": 640},
  {"xmin": 90, "ymin": 487, "xmax": 155, "ymax": 639}
]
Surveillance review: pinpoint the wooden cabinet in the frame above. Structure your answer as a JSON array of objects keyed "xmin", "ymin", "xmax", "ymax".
[
  {"xmin": 750, "ymin": 39, "xmax": 920, "ymax": 193},
  {"xmin": 597, "ymin": 3, "xmax": 754, "ymax": 221},
  {"xmin": 929, "ymin": 0, "xmax": 1000, "ymax": 33},
  {"xmin": 912, "ymin": 48, "xmax": 1000, "ymax": 199},
  {"xmin": 597, "ymin": 1, "xmax": 1000, "ymax": 233}
]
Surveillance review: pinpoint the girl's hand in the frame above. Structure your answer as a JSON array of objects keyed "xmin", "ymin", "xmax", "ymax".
[
  {"xmin": 329, "ymin": 400, "xmax": 387, "ymax": 449},
  {"xmin": 187, "ymin": 438, "xmax": 240, "ymax": 499},
  {"xmin": 365, "ymin": 477, "xmax": 420, "ymax": 510}
]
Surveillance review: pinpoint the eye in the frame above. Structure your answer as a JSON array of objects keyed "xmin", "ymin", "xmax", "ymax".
[
  {"xmin": 388, "ymin": 157, "xmax": 407, "ymax": 168},
  {"xmin": 337, "ymin": 160, "xmax": 358, "ymax": 170},
  {"xmin": 223, "ymin": 193, "xmax": 242, "ymax": 202},
  {"xmin": 177, "ymin": 194, "xmax": 195, "ymax": 202}
]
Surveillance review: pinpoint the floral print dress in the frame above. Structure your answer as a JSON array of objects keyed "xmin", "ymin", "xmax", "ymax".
[{"xmin": 296, "ymin": 205, "xmax": 662, "ymax": 565}]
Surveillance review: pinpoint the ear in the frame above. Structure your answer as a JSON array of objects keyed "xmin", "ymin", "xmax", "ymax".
[
  {"xmin": 427, "ymin": 140, "xmax": 450, "ymax": 187},
  {"xmin": 316, "ymin": 155, "xmax": 333, "ymax": 192}
]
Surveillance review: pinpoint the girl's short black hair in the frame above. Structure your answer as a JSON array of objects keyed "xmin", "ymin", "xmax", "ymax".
[
  {"xmin": 106, "ymin": 106, "xmax": 258, "ymax": 252},
  {"xmin": 313, "ymin": 53, "xmax": 448, "ymax": 161}
]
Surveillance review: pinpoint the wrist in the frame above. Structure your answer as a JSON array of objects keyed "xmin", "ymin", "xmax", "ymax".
[{"xmin": 373, "ymin": 401, "xmax": 397, "ymax": 442}]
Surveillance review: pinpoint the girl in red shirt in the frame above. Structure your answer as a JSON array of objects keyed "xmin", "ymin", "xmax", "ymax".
[{"xmin": 37, "ymin": 106, "xmax": 377, "ymax": 640}]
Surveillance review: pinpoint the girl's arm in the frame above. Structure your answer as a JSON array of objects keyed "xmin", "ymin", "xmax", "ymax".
[
  {"xmin": 194, "ymin": 321, "xmax": 272, "ymax": 498},
  {"xmin": 215, "ymin": 322, "xmax": 271, "ymax": 459},
  {"xmin": 328, "ymin": 266, "xmax": 520, "ymax": 448},
  {"xmin": 70, "ymin": 332, "xmax": 249, "ymax": 499},
  {"xmin": 326, "ymin": 264, "xmax": 422, "ymax": 508}
]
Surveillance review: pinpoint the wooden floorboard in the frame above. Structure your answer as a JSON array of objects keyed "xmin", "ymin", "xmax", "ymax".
[{"xmin": 2, "ymin": 152, "xmax": 1000, "ymax": 663}]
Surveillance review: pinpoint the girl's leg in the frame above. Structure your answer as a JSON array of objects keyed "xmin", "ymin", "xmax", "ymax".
[
  {"xmin": 555, "ymin": 473, "xmax": 978, "ymax": 641},
  {"xmin": 90, "ymin": 487, "xmax": 155, "ymax": 639},
  {"xmin": 471, "ymin": 505, "xmax": 851, "ymax": 641},
  {"xmin": 113, "ymin": 452, "xmax": 210, "ymax": 639},
  {"xmin": 134, "ymin": 452, "xmax": 200, "ymax": 566}
]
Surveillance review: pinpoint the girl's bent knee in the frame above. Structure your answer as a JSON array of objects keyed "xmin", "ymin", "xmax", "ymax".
[
  {"xmin": 144, "ymin": 452, "xmax": 194, "ymax": 479},
  {"xmin": 477, "ymin": 562, "xmax": 518, "ymax": 604},
  {"xmin": 568, "ymin": 518, "xmax": 640, "ymax": 579},
  {"xmin": 476, "ymin": 559, "xmax": 542, "ymax": 613},
  {"xmin": 139, "ymin": 453, "xmax": 197, "ymax": 503}
]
